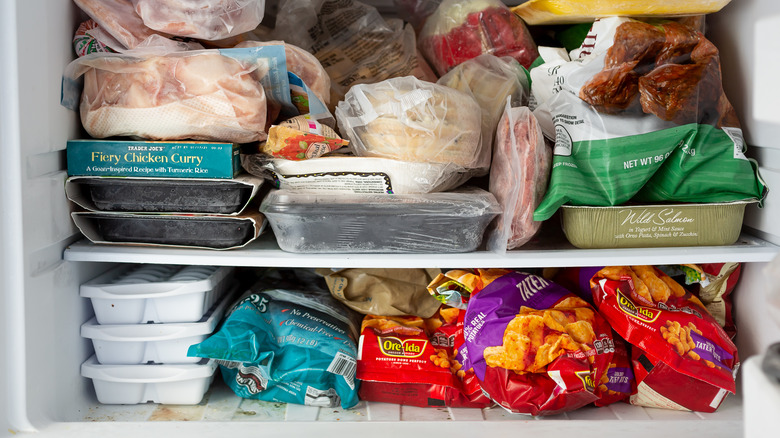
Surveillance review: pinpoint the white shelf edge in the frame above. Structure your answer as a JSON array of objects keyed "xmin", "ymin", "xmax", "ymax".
[{"xmin": 62, "ymin": 233, "xmax": 780, "ymax": 268}]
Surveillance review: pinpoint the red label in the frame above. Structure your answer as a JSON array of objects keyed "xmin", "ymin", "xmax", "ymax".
[{"xmin": 377, "ymin": 337, "xmax": 428, "ymax": 358}]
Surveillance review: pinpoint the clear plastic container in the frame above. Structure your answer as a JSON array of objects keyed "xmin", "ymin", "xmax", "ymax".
[
  {"xmin": 259, "ymin": 188, "xmax": 501, "ymax": 253},
  {"xmin": 80, "ymin": 265, "xmax": 235, "ymax": 324}
]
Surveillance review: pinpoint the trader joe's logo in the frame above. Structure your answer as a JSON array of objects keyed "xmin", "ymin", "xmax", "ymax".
[
  {"xmin": 378, "ymin": 337, "xmax": 427, "ymax": 358},
  {"xmin": 616, "ymin": 290, "xmax": 660, "ymax": 323}
]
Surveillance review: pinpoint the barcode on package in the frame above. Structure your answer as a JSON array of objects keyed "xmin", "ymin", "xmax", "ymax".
[{"xmin": 327, "ymin": 351, "xmax": 357, "ymax": 379}]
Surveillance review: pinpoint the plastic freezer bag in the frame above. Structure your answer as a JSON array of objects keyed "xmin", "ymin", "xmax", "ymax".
[
  {"xmin": 532, "ymin": 17, "xmax": 766, "ymax": 221},
  {"xmin": 273, "ymin": 0, "xmax": 436, "ymax": 103},
  {"xmin": 336, "ymin": 76, "xmax": 485, "ymax": 172},
  {"xmin": 130, "ymin": 0, "xmax": 265, "ymax": 41},
  {"xmin": 188, "ymin": 287, "xmax": 360, "ymax": 409},
  {"xmin": 486, "ymin": 103, "xmax": 551, "ymax": 252},
  {"xmin": 74, "ymin": 0, "xmax": 162, "ymax": 50},
  {"xmin": 418, "ymin": 0, "xmax": 539, "ymax": 76}
]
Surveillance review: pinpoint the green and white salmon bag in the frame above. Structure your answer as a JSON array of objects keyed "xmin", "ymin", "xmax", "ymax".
[{"xmin": 531, "ymin": 17, "xmax": 766, "ymax": 221}]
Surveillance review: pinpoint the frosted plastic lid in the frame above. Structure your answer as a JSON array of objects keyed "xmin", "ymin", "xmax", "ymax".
[
  {"xmin": 81, "ymin": 355, "xmax": 217, "ymax": 382},
  {"xmin": 260, "ymin": 187, "xmax": 501, "ymax": 216},
  {"xmin": 80, "ymin": 264, "xmax": 233, "ymax": 299},
  {"xmin": 80, "ymin": 286, "xmax": 234, "ymax": 341}
]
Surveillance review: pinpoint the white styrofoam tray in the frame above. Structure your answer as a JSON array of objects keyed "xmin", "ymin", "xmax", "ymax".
[
  {"xmin": 81, "ymin": 355, "xmax": 218, "ymax": 405},
  {"xmin": 81, "ymin": 287, "xmax": 235, "ymax": 365},
  {"xmin": 80, "ymin": 264, "xmax": 235, "ymax": 324}
]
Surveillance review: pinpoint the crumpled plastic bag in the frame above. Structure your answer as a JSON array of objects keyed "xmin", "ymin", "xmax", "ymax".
[
  {"xmin": 336, "ymin": 76, "xmax": 485, "ymax": 173},
  {"xmin": 486, "ymin": 102, "xmax": 551, "ymax": 252},
  {"xmin": 130, "ymin": 0, "xmax": 265, "ymax": 41}
]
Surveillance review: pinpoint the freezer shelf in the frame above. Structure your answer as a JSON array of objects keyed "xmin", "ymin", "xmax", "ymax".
[
  {"xmin": 64, "ymin": 232, "xmax": 779, "ymax": 268},
  {"xmin": 32, "ymin": 377, "xmax": 742, "ymax": 438}
]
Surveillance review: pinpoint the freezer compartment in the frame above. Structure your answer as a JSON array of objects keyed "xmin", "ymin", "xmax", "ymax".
[
  {"xmin": 260, "ymin": 188, "xmax": 501, "ymax": 253},
  {"xmin": 80, "ymin": 356, "xmax": 218, "ymax": 405},
  {"xmin": 81, "ymin": 286, "xmax": 235, "ymax": 364},
  {"xmin": 80, "ymin": 264, "xmax": 235, "ymax": 324},
  {"xmin": 65, "ymin": 177, "xmax": 259, "ymax": 214}
]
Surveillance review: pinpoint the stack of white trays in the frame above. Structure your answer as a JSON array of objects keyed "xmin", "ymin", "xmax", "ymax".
[{"xmin": 79, "ymin": 264, "xmax": 236, "ymax": 405}]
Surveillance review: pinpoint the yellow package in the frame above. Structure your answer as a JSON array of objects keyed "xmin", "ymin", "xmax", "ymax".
[{"xmin": 511, "ymin": 0, "xmax": 732, "ymax": 25}]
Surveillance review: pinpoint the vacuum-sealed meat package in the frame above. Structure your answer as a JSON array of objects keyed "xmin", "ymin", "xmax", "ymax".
[
  {"xmin": 463, "ymin": 271, "xmax": 614, "ymax": 415},
  {"xmin": 130, "ymin": 0, "xmax": 265, "ymax": 41},
  {"xmin": 336, "ymin": 76, "xmax": 486, "ymax": 176},
  {"xmin": 486, "ymin": 103, "xmax": 551, "ymax": 252},
  {"xmin": 188, "ymin": 283, "xmax": 361, "ymax": 409},
  {"xmin": 419, "ymin": 0, "xmax": 539, "ymax": 76},
  {"xmin": 590, "ymin": 266, "xmax": 739, "ymax": 412},
  {"xmin": 532, "ymin": 17, "xmax": 766, "ymax": 221}
]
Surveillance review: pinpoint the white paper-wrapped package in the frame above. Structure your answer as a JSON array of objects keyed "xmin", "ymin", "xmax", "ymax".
[
  {"xmin": 131, "ymin": 0, "xmax": 266, "ymax": 41},
  {"xmin": 234, "ymin": 40, "xmax": 331, "ymax": 105},
  {"xmin": 73, "ymin": 51, "xmax": 268, "ymax": 143},
  {"xmin": 241, "ymin": 155, "xmax": 473, "ymax": 194},
  {"xmin": 336, "ymin": 76, "xmax": 485, "ymax": 174}
]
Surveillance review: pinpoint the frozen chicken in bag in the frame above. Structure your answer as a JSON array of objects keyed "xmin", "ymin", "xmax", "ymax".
[
  {"xmin": 67, "ymin": 51, "xmax": 268, "ymax": 143},
  {"xmin": 130, "ymin": 0, "xmax": 265, "ymax": 41},
  {"xmin": 336, "ymin": 76, "xmax": 485, "ymax": 172}
]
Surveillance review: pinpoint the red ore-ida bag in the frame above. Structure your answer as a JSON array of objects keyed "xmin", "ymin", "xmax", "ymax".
[
  {"xmin": 357, "ymin": 309, "xmax": 491, "ymax": 408},
  {"xmin": 590, "ymin": 266, "xmax": 739, "ymax": 412},
  {"xmin": 463, "ymin": 271, "xmax": 615, "ymax": 416}
]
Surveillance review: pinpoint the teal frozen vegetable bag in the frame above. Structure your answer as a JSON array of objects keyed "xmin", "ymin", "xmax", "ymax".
[
  {"xmin": 530, "ymin": 17, "xmax": 766, "ymax": 221},
  {"xmin": 188, "ymin": 286, "xmax": 360, "ymax": 409}
]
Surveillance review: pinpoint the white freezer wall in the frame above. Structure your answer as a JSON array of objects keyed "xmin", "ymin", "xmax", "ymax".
[{"xmin": 0, "ymin": 0, "xmax": 110, "ymax": 432}]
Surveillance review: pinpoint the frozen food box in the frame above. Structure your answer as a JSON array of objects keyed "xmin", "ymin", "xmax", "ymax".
[
  {"xmin": 560, "ymin": 200, "xmax": 756, "ymax": 249},
  {"xmin": 260, "ymin": 188, "xmax": 501, "ymax": 253},
  {"xmin": 81, "ymin": 284, "xmax": 236, "ymax": 365},
  {"xmin": 71, "ymin": 210, "xmax": 266, "ymax": 250},
  {"xmin": 511, "ymin": 0, "xmax": 732, "ymax": 25},
  {"xmin": 66, "ymin": 139, "xmax": 241, "ymax": 178},
  {"xmin": 81, "ymin": 355, "xmax": 217, "ymax": 405},
  {"xmin": 65, "ymin": 174, "xmax": 264, "ymax": 214},
  {"xmin": 80, "ymin": 265, "xmax": 236, "ymax": 324}
]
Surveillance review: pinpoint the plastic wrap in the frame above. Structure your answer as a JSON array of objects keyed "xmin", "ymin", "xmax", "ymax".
[
  {"xmin": 260, "ymin": 116, "xmax": 347, "ymax": 160},
  {"xmin": 74, "ymin": 0, "xmax": 163, "ymax": 50},
  {"xmin": 336, "ymin": 77, "xmax": 485, "ymax": 173},
  {"xmin": 512, "ymin": 0, "xmax": 731, "ymax": 25},
  {"xmin": 234, "ymin": 40, "xmax": 331, "ymax": 105},
  {"xmin": 259, "ymin": 187, "xmax": 501, "ymax": 253},
  {"xmin": 241, "ymin": 155, "xmax": 474, "ymax": 194},
  {"xmin": 130, "ymin": 0, "xmax": 265, "ymax": 41},
  {"xmin": 418, "ymin": 0, "xmax": 539, "ymax": 76},
  {"xmin": 273, "ymin": 0, "xmax": 436, "ymax": 103},
  {"xmin": 487, "ymin": 104, "xmax": 551, "ymax": 252},
  {"xmin": 532, "ymin": 17, "xmax": 766, "ymax": 221},
  {"xmin": 437, "ymin": 54, "xmax": 530, "ymax": 166},
  {"xmin": 68, "ymin": 51, "xmax": 268, "ymax": 143}
]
